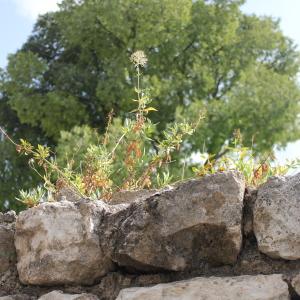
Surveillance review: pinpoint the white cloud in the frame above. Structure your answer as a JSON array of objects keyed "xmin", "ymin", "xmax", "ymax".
[{"xmin": 12, "ymin": 0, "xmax": 62, "ymax": 20}]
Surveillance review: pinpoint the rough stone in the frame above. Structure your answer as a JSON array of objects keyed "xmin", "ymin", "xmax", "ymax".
[
  {"xmin": 1, "ymin": 296, "xmax": 34, "ymax": 300},
  {"xmin": 54, "ymin": 186, "xmax": 82, "ymax": 203},
  {"xmin": 291, "ymin": 273, "xmax": 300, "ymax": 296},
  {"xmin": 0, "ymin": 212, "xmax": 16, "ymax": 274},
  {"xmin": 38, "ymin": 291, "xmax": 99, "ymax": 300},
  {"xmin": 89, "ymin": 272, "xmax": 171, "ymax": 300},
  {"xmin": 254, "ymin": 173, "xmax": 300, "ymax": 260},
  {"xmin": 109, "ymin": 189, "xmax": 160, "ymax": 205},
  {"xmin": 5, "ymin": 171, "xmax": 300, "ymax": 299},
  {"xmin": 243, "ymin": 187, "xmax": 257, "ymax": 237},
  {"xmin": 0, "ymin": 268, "xmax": 22, "ymax": 297},
  {"xmin": 0, "ymin": 296, "xmax": 33, "ymax": 300},
  {"xmin": 101, "ymin": 171, "xmax": 245, "ymax": 272},
  {"xmin": 116, "ymin": 274, "xmax": 289, "ymax": 300},
  {"xmin": 15, "ymin": 200, "xmax": 114, "ymax": 286},
  {"xmin": 0, "ymin": 211, "xmax": 16, "ymax": 223}
]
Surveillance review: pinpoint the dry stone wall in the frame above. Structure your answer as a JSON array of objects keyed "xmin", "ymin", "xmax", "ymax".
[
  {"xmin": 116, "ymin": 275, "xmax": 290, "ymax": 300},
  {"xmin": 1, "ymin": 171, "xmax": 300, "ymax": 299}
]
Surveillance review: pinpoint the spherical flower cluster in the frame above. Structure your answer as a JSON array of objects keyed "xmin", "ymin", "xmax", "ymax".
[{"xmin": 130, "ymin": 50, "xmax": 148, "ymax": 68}]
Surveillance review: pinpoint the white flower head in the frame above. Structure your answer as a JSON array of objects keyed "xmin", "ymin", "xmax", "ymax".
[
  {"xmin": 130, "ymin": 50, "xmax": 148, "ymax": 68},
  {"xmin": 28, "ymin": 158, "xmax": 35, "ymax": 166}
]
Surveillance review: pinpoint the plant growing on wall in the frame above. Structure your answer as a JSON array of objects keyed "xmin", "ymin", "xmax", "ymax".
[
  {"xmin": 1, "ymin": 51, "xmax": 202, "ymax": 206},
  {"xmin": 1, "ymin": 51, "xmax": 299, "ymax": 209}
]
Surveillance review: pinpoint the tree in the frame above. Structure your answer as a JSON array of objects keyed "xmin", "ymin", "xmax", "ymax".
[{"xmin": 1, "ymin": 0, "xmax": 299, "ymax": 209}]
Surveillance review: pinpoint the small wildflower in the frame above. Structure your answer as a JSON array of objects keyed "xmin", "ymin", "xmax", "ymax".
[{"xmin": 130, "ymin": 50, "xmax": 148, "ymax": 68}]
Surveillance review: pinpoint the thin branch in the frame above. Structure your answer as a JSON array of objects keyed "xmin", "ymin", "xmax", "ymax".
[
  {"xmin": 214, "ymin": 148, "xmax": 230, "ymax": 161},
  {"xmin": 173, "ymin": 38, "xmax": 197, "ymax": 63},
  {"xmin": 96, "ymin": 17, "xmax": 126, "ymax": 49},
  {"xmin": 0, "ymin": 126, "xmax": 18, "ymax": 146},
  {"xmin": 204, "ymin": 148, "xmax": 230, "ymax": 166},
  {"xmin": 109, "ymin": 132, "xmax": 127, "ymax": 158}
]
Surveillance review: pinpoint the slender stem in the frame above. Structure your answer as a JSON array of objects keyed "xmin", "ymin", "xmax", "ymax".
[
  {"xmin": 0, "ymin": 126, "xmax": 18, "ymax": 146},
  {"xmin": 30, "ymin": 165, "xmax": 50, "ymax": 184},
  {"xmin": 136, "ymin": 66, "xmax": 143, "ymax": 119},
  {"xmin": 181, "ymin": 157, "xmax": 186, "ymax": 181},
  {"xmin": 137, "ymin": 66, "xmax": 140, "ymax": 100},
  {"xmin": 103, "ymin": 109, "xmax": 114, "ymax": 146},
  {"xmin": 41, "ymin": 159, "xmax": 85, "ymax": 197},
  {"xmin": 109, "ymin": 132, "xmax": 127, "ymax": 158}
]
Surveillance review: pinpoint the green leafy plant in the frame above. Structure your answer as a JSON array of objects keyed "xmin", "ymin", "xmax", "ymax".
[
  {"xmin": 1, "ymin": 50, "xmax": 299, "ymax": 209},
  {"xmin": 0, "ymin": 51, "xmax": 202, "ymax": 206},
  {"xmin": 16, "ymin": 187, "xmax": 46, "ymax": 208},
  {"xmin": 192, "ymin": 129, "xmax": 300, "ymax": 186}
]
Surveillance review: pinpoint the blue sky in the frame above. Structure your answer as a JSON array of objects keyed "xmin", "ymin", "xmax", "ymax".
[
  {"xmin": 0, "ymin": 0, "xmax": 62, "ymax": 67},
  {"xmin": 0, "ymin": 0, "xmax": 299, "ymax": 163}
]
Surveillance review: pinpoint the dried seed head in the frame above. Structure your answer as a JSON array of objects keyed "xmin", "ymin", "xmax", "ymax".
[{"xmin": 130, "ymin": 50, "xmax": 148, "ymax": 68}]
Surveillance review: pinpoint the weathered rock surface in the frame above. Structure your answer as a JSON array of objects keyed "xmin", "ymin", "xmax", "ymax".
[
  {"xmin": 116, "ymin": 274, "xmax": 289, "ymax": 300},
  {"xmin": 291, "ymin": 273, "xmax": 300, "ymax": 296},
  {"xmin": 0, "ymin": 211, "xmax": 16, "ymax": 223},
  {"xmin": 15, "ymin": 200, "xmax": 114, "ymax": 285},
  {"xmin": 88, "ymin": 272, "xmax": 171, "ymax": 300},
  {"xmin": 54, "ymin": 186, "xmax": 83, "ymax": 203},
  {"xmin": 38, "ymin": 291, "xmax": 99, "ymax": 300},
  {"xmin": 243, "ymin": 188, "xmax": 257, "ymax": 237},
  {"xmin": 0, "ymin": 295, "xmax": 33, "ymax": 300},
  {"xmin": 5, "ymin": 172, "xmax": 300, "ymax": 299},
  {"xmin": 0, "ymin": 269, "xmax": 21, "ymax": 298},
  {"xmin": 254, "ymin": 173, "xmax": 300, "ymax": 260},
  {"xmin": 0, "ymin": 212, "xmax": 16, "ymax": 274},
  {"xmin": 109, "ymin": 189, "xmax": 160, "ymax": 205},
  {"xmin": 102, "ymin": 171, "xmax": 245, "ymax": 272}
]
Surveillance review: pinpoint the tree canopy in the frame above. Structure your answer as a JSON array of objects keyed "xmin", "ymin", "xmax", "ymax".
[{"xmin": 1, "ymin": 0, "xmax": 299, "ymax": 210}]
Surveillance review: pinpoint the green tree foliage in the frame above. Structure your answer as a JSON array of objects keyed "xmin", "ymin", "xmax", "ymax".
[{"xmin": 1, "ymin": 0, "xmax": 300, "ymax": 210}]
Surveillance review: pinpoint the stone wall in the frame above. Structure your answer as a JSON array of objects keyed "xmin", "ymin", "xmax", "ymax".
[{"xmin": 1, "ymin": 171, "xmax": 300, "ymax": 299}]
